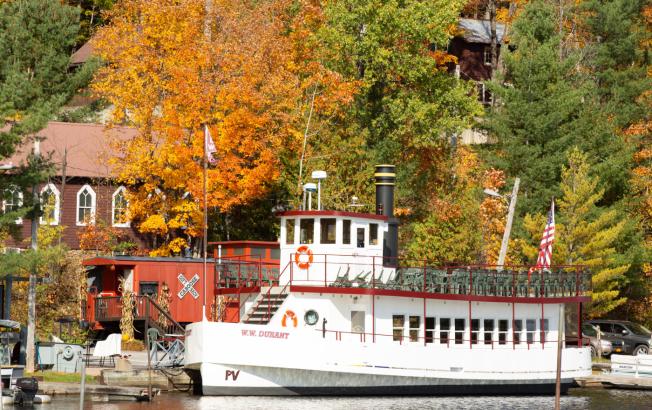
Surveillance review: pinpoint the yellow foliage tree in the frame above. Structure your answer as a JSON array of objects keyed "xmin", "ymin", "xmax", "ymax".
[{"xmin": 92, "ymin": 0, "xmax": 354, "ymax": 255}]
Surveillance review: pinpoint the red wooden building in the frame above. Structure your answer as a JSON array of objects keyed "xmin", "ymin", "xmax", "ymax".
[{"xmin": 82, "ymin": 241, "xmax": 280, "ymax": 334}]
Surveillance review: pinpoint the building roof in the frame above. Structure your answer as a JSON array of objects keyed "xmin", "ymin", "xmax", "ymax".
[
  {"xmin": 70, "ymin": 41, "xmax": 95, "ymax": 66},
  {"xmin": 457, "ymin": 18, "xmax": 506, "ymax": 44},
  {"xmin": 2, "ymin": 121, "xmax": 137, "ymax": 178}
]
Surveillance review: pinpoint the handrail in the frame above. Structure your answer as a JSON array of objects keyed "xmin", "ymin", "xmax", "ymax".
[
  {"xmin": 93, "ymin": 295, "xmax": 184, "ymax": 337},
  {"xmin": 243, "ymin": 260, "xmax": 292, "ymax": 323}
]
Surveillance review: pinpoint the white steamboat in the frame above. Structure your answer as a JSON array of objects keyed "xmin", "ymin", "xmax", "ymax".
[{"xmin": 184, "ymin": 165, "xmax": 592, "ymax": 395}]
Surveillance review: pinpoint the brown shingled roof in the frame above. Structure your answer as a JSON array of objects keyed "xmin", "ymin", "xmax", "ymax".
[
  {"xmin": 3, "ymin": 122, "xmax": 137, "ymax": 178},
  {"xmin": 71, "ymin": 41, "xmax": 95, "ymax": 66}
]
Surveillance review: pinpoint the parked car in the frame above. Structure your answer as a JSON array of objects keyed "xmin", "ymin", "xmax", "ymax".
[
  {"xmin": 586, "ymin": 320, "xmax": 652, "ymax": 356},
  {"xmin": 580, "ymin": 323, "xmax": 624, "ymax": 358}
]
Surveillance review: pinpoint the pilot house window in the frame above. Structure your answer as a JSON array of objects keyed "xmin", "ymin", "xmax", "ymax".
[
  {"xmin": 369, "ymin": 223, "xmax": 378, "ymax": 245},
  {"xmin": 300, "ymin": 219, "xmax": 314, "ymax": 244},
  {"xmin": 285, "ymin": 219, "xmax": 295, "ymax": 244},
  {"xmin": 320, "ymin": 218, "xmax": 336, "ymax": 244},
  {"xmin": 342, "ymin": 220, "xmax": 351, "ymax": 244}
]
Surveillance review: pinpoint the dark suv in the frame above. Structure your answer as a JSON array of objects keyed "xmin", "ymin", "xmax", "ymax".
[{"xmin": 586, "ymin": 320, "xmax": 652, "ymax": 356}]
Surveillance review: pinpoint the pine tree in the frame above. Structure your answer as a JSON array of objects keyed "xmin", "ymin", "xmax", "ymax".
[
  {"xmin": 558, "ymin": 148, "xmax": 629, "ymax": 317},
  {"xmin": 0, "ymin": 0, "xmax": 94, "ymax": 239}
]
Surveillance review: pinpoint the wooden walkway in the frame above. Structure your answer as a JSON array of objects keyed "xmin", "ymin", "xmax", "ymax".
[{"xmin": 576, "ymin": 373, "xmax": 652, "ymax": 390}]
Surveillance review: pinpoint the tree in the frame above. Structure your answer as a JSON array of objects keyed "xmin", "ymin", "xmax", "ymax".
[
  {"xmin": 0, "ymin": 0, "xmax": 93, "ymax": 236},
  {"xmin": 92, "ymin": 0, "xmax": 354, "ymax": 255},
  {"xmin": 521, "ymin": 148, "xmax": 630, "ymax": 317},
  {"xmin": 484, "ymin": 0, "xmax": 631, "ymax": 216}
]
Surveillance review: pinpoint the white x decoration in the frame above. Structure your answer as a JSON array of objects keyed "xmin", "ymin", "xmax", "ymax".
[{"xmin": 177, "ymin": 273, "xmax": 200, "ymax": 300}]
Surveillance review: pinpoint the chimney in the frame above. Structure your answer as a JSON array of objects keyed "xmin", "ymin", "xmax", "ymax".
[{"xmin": 374, "ymin": 165, "xmax": 398, "ymax": 266}]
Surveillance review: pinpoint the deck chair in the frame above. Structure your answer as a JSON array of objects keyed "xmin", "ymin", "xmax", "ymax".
[{"xmin": 329, "ymin": 266, "xmax": 350, "ymax": 287}]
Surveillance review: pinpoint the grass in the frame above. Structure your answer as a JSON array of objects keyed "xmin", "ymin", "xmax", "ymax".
[{"xmin": 25, "ymin": 370, "xmax": 96, "ymax": 384}]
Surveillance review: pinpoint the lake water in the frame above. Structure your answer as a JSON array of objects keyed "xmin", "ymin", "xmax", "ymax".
[{"xmin": 7, "ymin": 388, "xmax": 652, "ymax": 410}]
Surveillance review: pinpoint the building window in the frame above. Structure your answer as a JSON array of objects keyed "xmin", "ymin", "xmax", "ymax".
[
  {"xmin": 369, "ymin": 223, "xmax": 378, "ymax": 245},
  {"xmin": 299, "ymin": 219, "xmax": 314, "ymax": 244},
  {"xmin": 285, "ymin": 219, "xmax": 295, "ymax": 244},
  {"xmin": 112, "ymin": 186, "xmax": 130, "ymax": 227},
  {"xmin": 409, "ymin": 316, "xmax": 420, "ymax": 342},
  {"xmin": 425, "ymin": 317, "xmax": 435, "ymax": 344},
  {"xmin": 342, "ymin": 219, "xmax": 351, "ymax": 245},
  {"xmin": 440, "ymin": 318, "xmax": 450, "ymax": 344},
  {"xmin": 320, "ymin": 218, "xmax": 336, "ymax": 244},
  {"xmin": 2, "ymin": 188, "xmax": 23, "ymax": 224},
  {"xmin": 77, "ymin": 185, "xmax": 96, "ymax": 226},
  {"xmin": 476, "ymin": 82, "xmax": 492, "ymax": 105},
  {"xmin": 498, "ymin": 319, "xmax": 509, "ymax": 345},
  {"xmin": 514, "ymin": 319, "xmax": 523, "ymax": 345},
  {"xmin": 484, "ymin": 319, "xmax": 494, "ymax": 345},
  {"xmin": 40, "ymin": 183, "xmax": 60, "ymax": 225},
  {"xmin": 139, "ymin": 281, "xmax": 158, "ymax": 298},
  {"xmin": 526, "ymin": 319, "xmax": 536, "ymax": 344},
  {"xmin": 455, "ymin": 318, "xmax": 465, "ymax": 344},
  {"xmin": 392, "ymin": 315, "xmax": 405, "ymax": 342},
  {"xmin": 483, "ymin": 46, "xmax": 492, "ymax": 66},
  {"xmin": 471, "ymin": 319, "xmax": 480, "ymax": 345}
]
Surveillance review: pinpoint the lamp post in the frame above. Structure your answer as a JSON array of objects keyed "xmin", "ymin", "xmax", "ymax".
[
  {"xmin": 483, "ymin": 177, "xmax": 520, "ymax": 270},
  {"xmin": 311, "ymin": 171, "xmax": 327, "ymax": 211},
  {"xmin": 303, "ymin": 183, "xmax": 317, "ymax": 210}
]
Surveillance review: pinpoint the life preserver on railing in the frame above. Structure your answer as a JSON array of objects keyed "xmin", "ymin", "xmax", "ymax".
[
  {"xmin": 281, "ymin": 310, "xmax": 298, "ymax": 328},
  {"xmin": 294, "ymin": 245, "xmax": 313, "ymax": 270}
]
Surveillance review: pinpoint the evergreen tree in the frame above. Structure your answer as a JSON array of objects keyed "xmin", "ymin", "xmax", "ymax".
[
  {"xmin": 0, "ymin": 0, "xmax": 94, "ymax": 239},
  {"xmin": 484, "ymin": 0, "xmax": 630, "ymax": 215}
]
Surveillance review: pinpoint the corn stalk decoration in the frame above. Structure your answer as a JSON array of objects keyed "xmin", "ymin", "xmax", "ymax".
[
  {"xmin": 156, "ymin": 282, "xmax": 171, "ymax": 329},
  {"xmin": 118, "ymin": 277, "xmax": 135, "ymax": 341}
]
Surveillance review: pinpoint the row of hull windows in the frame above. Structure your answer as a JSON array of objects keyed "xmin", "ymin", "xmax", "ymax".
[
  {"xmin": 391, "ymin": 315, "xmax": 550, "ymax": 345},
  {"xmin": 286, "ymin": 218, "xmax": 379, "ymax": 247},
  {"xmin": 2, "ymin": 184, "xmax": 129, "ymax": 227}
]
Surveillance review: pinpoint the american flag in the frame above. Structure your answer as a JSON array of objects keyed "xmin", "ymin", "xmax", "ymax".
[{"xmin": 531, "ymin": 200, "xmax": 555, "ymax": 274}]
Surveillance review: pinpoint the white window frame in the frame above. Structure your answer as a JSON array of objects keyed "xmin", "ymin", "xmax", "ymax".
[
  {"xmin": 112, "ymin": 186, "xmax": 130, "ymax": 227},
  {"xmin": 2, "ymin": 188, "xmax": 23, "ymax": 224},
  {"xmin": 76, "ymin": 184, "xmax": 97, "ymax": 226},
  {"xmin": 39, "ymin": 183, "xmax": 60, "ymax": 225}
]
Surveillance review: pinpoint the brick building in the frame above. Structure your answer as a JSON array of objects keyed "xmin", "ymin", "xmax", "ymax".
[{"xmin": 1, "ymin": 121, "xmax": 145, "ymax": 250}]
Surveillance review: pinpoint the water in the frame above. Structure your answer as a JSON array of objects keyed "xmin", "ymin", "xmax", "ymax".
[{"xmin": 7, "ymin": 389, "xmax": 652, "ymax": 410}]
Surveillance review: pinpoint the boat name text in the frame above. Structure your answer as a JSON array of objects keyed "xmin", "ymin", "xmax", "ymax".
[{"xmin": 241, "ymin": 329, "xmax": 290, "ymax": 339}]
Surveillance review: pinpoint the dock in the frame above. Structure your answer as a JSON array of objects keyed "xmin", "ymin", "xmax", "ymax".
[
  {"xmin": 576, "ymin": 373, "xmax": 652, "ymax": 390},
  {"xmin": 38, "ymin": 381, "xmax": 156, "ymax": 401}
]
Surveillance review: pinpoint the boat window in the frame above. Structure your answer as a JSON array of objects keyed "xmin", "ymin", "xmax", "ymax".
[
  {"xmin": 342, "ymin": 220, "xmax": 351, "ymax": 244},
  {"xmin": 286, "ymin": 219, "xmax": 295, "ymax": 244},
  {"xmin": 369, "ymin": 223, "xmax": 379, "ymax": 245},
  {"xmin": 320, "ymin": 218, "xmax": 337, "ymax": 244},
  {"xmin": 393, "ymin": 315, "xmax": 405, "ymax": 342},
  {"xmin": 498, "ymin": 319, "xmax": 508, "ymax": 345},
  {"xmin": 425, "ymin": 317, "xmax": 435, "ymax": 344},
  {"xmin": 271, "ymin": 248, "xmax": 280, "ymax": 260},
  {"xmin": 455, "ymin": 318, "xmax": 465, "ymax": 344},
  {"xmin": 526, "ymin": 319, "xmax": 536, "ymax": 344},
  {"xmin": 471, "ymin": 319, "xmax": 479, "ymax": 345},
  {"xmin": 541, "ymin": 319, "xmax": 549, "ymax": 343},
  {"xmin": 351, "ymin": 311, "xmax": 365, "ymax": 334},
  {"xmin": 356, "ymin": 227, "xmax": 365, "ymax": 248},
  {"xmin": 440, "ymin": 318, "xmax": 450, "ymax": 344},
  {"xmin": 300, "ymin": 219, "xmax": 314, "ymax": 244},
  {"xmin": 514, "ymin": 319, "xmax": 523, "ymax": 344},
  {"xmin": 484, "ymin": 319, "xmax": 494, "ymax": 345},
  {"xmin": 409, "ymin": 316, "xmax": 420, "ymax": 342}
]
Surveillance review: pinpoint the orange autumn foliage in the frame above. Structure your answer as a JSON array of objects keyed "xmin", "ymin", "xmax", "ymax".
[{"xmin": 92, "ymin": 0, "xmax": 355, "ymax": 255}]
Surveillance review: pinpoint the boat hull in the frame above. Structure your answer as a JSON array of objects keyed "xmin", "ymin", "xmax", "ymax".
[
  {"xmin": 187, "ymin": 363, "xmax": 573, "ymax": 396},
  {"xmin": 184, "ymin": 321, "xmax": 590, "ymax": 396}
]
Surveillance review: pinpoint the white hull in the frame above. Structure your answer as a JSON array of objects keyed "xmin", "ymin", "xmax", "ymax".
[{"xmin": 184, "ymin": 321, "xmax": 592, "ymax": 396}]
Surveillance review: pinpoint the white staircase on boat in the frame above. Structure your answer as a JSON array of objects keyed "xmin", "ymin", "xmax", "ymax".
[{"xmin": 243, "ymin": 287, "xmax": 288, "ymax": 325}]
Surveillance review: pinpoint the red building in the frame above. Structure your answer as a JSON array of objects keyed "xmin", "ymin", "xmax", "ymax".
[{"xmin": 1, "ymin": 121, "xmax": 145, "ymax": 250}]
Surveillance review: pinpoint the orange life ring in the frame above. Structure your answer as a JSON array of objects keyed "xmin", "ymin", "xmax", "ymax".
[
  {"xmin": 281, "ymin": 310, "xmax": 298, "ymax": 328},
  {"xmin": 294, "ymin": 245, "xmax": 313, "ymax": 270}
]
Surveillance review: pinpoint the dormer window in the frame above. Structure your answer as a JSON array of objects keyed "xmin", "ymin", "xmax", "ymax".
[
  {"xmin": 320, "ymin": 218, "xmax": 336, "ymax": 244},
  {"xmin": 300, "ymin": 219, "xmax": 314, "ymax": 244}
]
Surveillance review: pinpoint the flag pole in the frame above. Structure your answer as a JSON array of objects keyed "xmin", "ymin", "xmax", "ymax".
[{"xmin": 202, "ymin": 125, "xmax": 208, "ymax": 321}]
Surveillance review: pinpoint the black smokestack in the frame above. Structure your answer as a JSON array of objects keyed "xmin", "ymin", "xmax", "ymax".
[{"xmin": 375, "ymin": 165, "xmax": 398, "ymax": 266}]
